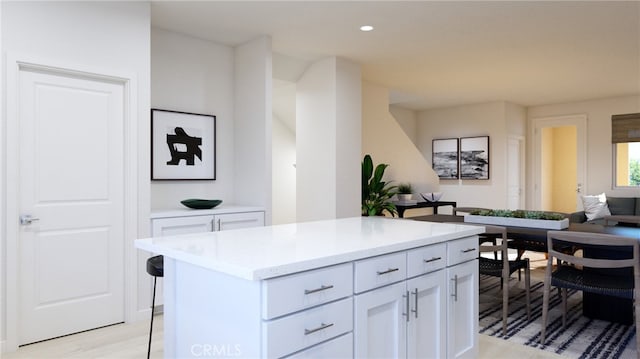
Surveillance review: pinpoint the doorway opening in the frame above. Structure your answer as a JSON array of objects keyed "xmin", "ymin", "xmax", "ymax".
[{"xmin": 533, "ymin": 114, "xmax": 587, "ymax": 213}]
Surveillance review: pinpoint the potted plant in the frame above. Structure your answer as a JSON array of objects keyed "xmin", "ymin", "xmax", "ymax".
[
  {"xmin": 362, "ymin": 154, "xmax": 398, "ymax": 217},
  {"xmin": 464, "ymin": 209, "xmax": 569, "ymax": 229},
  {"xmin": 397, "ymin": 183, "xmax": 413, "ymax": 202}
]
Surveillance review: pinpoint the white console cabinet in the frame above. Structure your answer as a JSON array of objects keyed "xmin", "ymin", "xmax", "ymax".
[
  {"xmin": 146, "ymin": 206, "xmax": 264, "ymax": 308},
  {"xmin": 150, "ymin": 206, "xmax": 265, "ymax": 237}
]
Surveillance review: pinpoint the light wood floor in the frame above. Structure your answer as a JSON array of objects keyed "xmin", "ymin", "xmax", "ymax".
[
  {"xmin": 4, "ymin": 253, "xmax": 560, "ymax": 359},
  {"xmin": 3, "ymin": 313, "xmax": 562, "ymax": 359}
]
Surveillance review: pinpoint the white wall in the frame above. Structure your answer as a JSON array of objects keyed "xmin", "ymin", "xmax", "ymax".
[
  {"xmin": 234, "ymin": 36, "xmax": 273, "ymax": 224},
  {"xmin": 389, "ymin": 105, "xmax": 419, "ymax": 145},
  {"xmin": 1, "ymin": 1, "xmax": 150, "ymax": 348},
  {"xmin": 363, "ymin": 82, "xmax": 440, "ymax": 217},
  {"xmin": 272, "ymin": 116, "xmax": 297, "ymax": 224},
  {"xmin": 151, "ymin": 28, "xmax": 235, "ymax": 210},
  {"xmin": 416, "ymin": 101, "xmax": 526, "ymax": 210},
  {"xmin": 296, "ymin": 57, "xmax": 361, "ymax": 222},
  {"xmin": 527, "ymin": 95, "xmax": 640, "ymax": 200}
]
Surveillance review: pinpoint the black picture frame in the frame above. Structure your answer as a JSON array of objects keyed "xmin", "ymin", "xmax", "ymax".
[
  {"xmin": 432, "ymin": 138, "xmax": 459, "ymax": 179},
  {"xmin": 151, "ymin": 108, "xmax": 216, "ymax": 180},
  {"xmin": 460, "ymin": 136, "xmax": 490, "ymax": 180}
]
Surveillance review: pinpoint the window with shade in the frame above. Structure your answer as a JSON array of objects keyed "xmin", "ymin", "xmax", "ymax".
[{"xmin": 612, "ymin": 113, "xmax": 640, "ymax": 187}]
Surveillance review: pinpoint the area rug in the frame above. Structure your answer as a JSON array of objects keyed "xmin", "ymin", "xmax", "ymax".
[{"xmin": 479, "ymin": 275, "xmax": 637, "ymax": 358}]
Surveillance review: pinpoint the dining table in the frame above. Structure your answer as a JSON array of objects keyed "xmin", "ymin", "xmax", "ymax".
[{"xmin": 413, "ymin": 214, "xmax": 640, "ymax": 324}]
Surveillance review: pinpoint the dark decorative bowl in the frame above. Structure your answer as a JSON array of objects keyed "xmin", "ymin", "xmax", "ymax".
[{"xmin": 180, "ymin": 199, "xmax": 223, "ymax": 209}]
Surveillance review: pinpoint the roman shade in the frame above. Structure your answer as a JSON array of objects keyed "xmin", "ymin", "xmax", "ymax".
[{"xmin": 612, "ymin": 113, "xmax": 640, "ymax": 143}]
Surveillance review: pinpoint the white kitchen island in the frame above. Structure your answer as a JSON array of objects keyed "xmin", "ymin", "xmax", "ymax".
[{"xmin": 135, "ymin": 216, "xmax": 484, "ymax": 359}]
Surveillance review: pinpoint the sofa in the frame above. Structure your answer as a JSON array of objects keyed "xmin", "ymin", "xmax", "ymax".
[{"xmin": 570, "ymin": 196, "xmax": 640, "ymax": 225}]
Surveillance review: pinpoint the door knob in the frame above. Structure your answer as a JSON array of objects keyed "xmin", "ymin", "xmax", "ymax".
[{"xmin": 20, "ymin": 215, "xmax": 40, "ymax": 225}]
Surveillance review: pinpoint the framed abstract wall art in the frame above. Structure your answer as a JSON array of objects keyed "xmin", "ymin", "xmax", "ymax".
[
  {"xmin": 460, "ymin": 136, "xmax": 489, "ymax": 180},
  {"xmin": 432, "ymin": 138, "xmax": 459, "ymax": 179},
  {"xmin": 151, "ymin": 109, "xmax": 216, "ymax": 180}
]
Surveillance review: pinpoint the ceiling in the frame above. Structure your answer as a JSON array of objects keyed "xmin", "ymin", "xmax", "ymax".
[{"xmin": 151, "ymin": 1, "xmax": 640, "ymax": 114}]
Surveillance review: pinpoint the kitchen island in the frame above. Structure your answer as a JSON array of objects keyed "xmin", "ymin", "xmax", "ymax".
[{"xmin": 135, "ymin": 216, "xmax": 484, "ymax": 358}]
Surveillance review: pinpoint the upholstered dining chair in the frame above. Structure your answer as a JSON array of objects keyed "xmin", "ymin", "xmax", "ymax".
[
  {"xmin": 448, "ymin": 222, "xmax": 531, "ymax": 335},
  {"xmin": 540, "ymin": 231, "xmax": 640, "ymax": 352}
]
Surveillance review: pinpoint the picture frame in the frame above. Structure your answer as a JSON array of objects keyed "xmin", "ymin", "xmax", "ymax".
[
  {"xmin": 432, "ymin": 138, "xmax": 459, "ymax": 179},
  {"xmin": 460, "ymin": 136, "xmax": 489, "ymax": 180},
  {"xmin": 151, "ymin": 109, "xmax": 216, "ymax": 180}
]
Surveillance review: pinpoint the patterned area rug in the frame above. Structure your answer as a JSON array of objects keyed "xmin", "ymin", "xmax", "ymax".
[{"xmin": 479, "ymin": 275, "xmax": 637, "ymax": 358}]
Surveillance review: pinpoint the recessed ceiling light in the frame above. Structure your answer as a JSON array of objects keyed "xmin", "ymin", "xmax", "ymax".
[{"xmin": 360, "ymin": 25, "xmax": 374, "ymax": 32}]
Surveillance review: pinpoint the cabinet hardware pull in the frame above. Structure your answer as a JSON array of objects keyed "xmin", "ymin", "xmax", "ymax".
[
  {"xmin": 412, "ymin": 288, "xmax": 419, "ymax": 318},
  {"xmin": 216, "ymin": 218, "xmax": 221, "ymax": 231},
  {"xmin": 423, "ymin": 257, "xmax": 442, "ymax": 263},
  {"xmin": 304, "ymin": 322, "xmax": 334, "ymax": 335},
  {"xmin": 376, "ymin": 267, "xmax": 399, "ymax": 275},
  {"xmin": 304, "ymin": 284, "xmax": 334, "ymax": 295},
  {"xmin": 403, "ymin": 291, "xmax": 410, "ymax": 322},
  {"xmin": 461, "ymin": 248, "xmax": 476, "ymax": 253},
  {"xmin": 451, "ymin": 275, "xmax": 458, "ymax": 301}
]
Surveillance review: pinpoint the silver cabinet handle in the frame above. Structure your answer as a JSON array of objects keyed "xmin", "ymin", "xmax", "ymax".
[
  {"xmin": 462, "ymin": 248, "xmax": 476, "ymax": 253},
  {"xmin": 403, "ymin": 290, "xmax": 410, "ymax": 322},
  {"xmin": 304, "ymin": 322, "xmax": 334, "ymax": 335},
  {"xmin": 411, "ymin": 288, "xmax": 419, "ymax": 318},
  {"xmin": 451, "ymin": 275, "xmax": 458, "ymax": 302},
  {"xmin": 376, "ymin": 267, "xmax": 399, "ymax": 275},
  {"xmin": 423, "ymin": 257, "xmax": 442, "ymax": 263},
  {"xmin": 20, "ymin": 215, "xmax": 40, "ymax": 225},
  {"xmin": 304, "ymin": 284, "xmax": 334, "ymax": 295}
]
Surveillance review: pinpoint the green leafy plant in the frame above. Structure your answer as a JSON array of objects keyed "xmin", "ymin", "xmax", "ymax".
[
  {"xmin": 469, "ymin": 209, "xmax": 565, "ymax": 220},
  {"xmin": 397, "ymin": 183, "xmax": 413, "ymax": 194},
  {"xmin": 362, "ymin": 154, "xmax": 398, "ymax": 217}
]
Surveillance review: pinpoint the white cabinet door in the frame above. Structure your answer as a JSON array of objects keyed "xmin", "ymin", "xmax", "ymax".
[
  {"xmin": 407, "ymin": 270, "xmax": 447, "ymax": 359},
  {"xmin": 447, "ymin": 259, "xmax": 478, "ymax": 359},
  {"xmin": 213, "ymin": 212, "xmax": 264, "ymax": 231},
  {"xmin": 354, "ymin": 281, "xmax": 407, "ymax": 359},
  {"xmin": 151, "ymin": 215, "xmax": 213, "ymax": 237}
]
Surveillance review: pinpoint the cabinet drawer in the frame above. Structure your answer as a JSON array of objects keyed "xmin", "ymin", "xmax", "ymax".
[
  {"xmin": 262, "ymin": 263, "xmax": 352, "ymax": 320},
  {"xmin": 354, "ymin": 251, "xmax": 406, "ymax": 293},
  {"xmin": 407, "ymin": 243, "xmax": 447, "ymax": 277},
  {"xmin": 262, "ymin": 298, "xmax": 353, "ymax": 359},
  {"xmin": 447, "ymin": 236, "xmax": 479, "ymax": 266},
  {"xmin": 286, "ymin": 333, "xmax": 353, "ymax": 359}
]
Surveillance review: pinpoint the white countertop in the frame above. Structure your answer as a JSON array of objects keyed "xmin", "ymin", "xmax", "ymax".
[
  {"xmin": 135, "ymin": 216, "xmax": 484, "ymax": 281},
  {"xmin": 150, "ymin": 205, "xmax": 265, "ymax": 219}
]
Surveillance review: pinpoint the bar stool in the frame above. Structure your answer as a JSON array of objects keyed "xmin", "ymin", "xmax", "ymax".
[{"xmin": 146, "ymin": 255, "xmax": 164, "ymax": 359}]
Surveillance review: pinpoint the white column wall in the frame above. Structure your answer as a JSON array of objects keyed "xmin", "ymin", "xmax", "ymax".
[
  {"xmin": 234, "ymin": 36, "xmax": 273, "ymax": 224},
  {"xmin": 335, "ymin": 58, "xmax": 362, "ymax": 218},
  {"xmin": 296, "ymin": 57, "xmax": 361, "ymax": 222}
]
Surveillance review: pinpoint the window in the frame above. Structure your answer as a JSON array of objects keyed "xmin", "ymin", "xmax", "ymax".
[{"xmin": 612, "ymin": 113, "xmax": 640, "ymax": 188}]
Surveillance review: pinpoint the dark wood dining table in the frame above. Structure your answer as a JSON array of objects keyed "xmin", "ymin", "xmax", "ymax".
[{"xmin": 413, "ymin": 214, "xmax": 640, "ymax": 324}]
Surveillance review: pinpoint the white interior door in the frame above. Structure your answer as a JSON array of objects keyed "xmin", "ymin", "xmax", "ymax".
[
  {"xmin": 18, "ymin": 67, "xmax": 125, "ymax": 345},
  {"xmin": 507, "ymin": 136, "xmax": 524, "ymax": 210}
]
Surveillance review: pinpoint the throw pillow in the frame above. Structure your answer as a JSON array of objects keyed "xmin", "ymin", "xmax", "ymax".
[{"xmin": 581, "ymin": 193, "xmax": 612, "ymax": 221}]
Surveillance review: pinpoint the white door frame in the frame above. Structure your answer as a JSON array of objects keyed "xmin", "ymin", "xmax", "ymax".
[
  {"xmin": 531, "ymin": 114, "xmax": 587, "ymax": 211},
  {"xmin": 4, "ymin": 53, "xmax": 138, "ymax": 351}
]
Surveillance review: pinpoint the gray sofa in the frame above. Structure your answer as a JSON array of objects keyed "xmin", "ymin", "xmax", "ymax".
[{"xmin": 569, "ymin": 196, "xmax": 640, "ymax": 225}]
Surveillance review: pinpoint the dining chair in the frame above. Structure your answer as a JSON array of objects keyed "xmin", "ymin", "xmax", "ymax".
[
  {"xmin": 449, "ymin": 222, "xmax": 531, "ymax": 335},
  {"xmin": 452, "ymin": 208, "xmax": 498, "ymax": 260},
  {"xmin": 479, "ymin": 224, "xmax": 531, "ymax": 335},
  {"xmin": 540, "ymin": 231, "xmax": 640, "ymax": 352}
]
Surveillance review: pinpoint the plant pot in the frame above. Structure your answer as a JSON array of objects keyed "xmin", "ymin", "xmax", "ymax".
[{"xmin": 398, "ymin": 194, "xmax": 413, "ymax": 202}]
